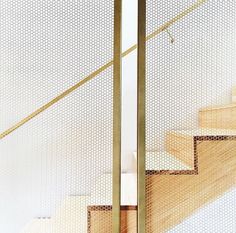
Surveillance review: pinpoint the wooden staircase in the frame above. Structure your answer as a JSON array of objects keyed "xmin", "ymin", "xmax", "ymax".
[
  {"xmin": 145, "ymin": 87, "xmax": 236, "ymax": 232},
  {"xmin": 199, "ymin": 104, "xmax": 236, "ymax": 129},
  {"xmin": 88, "ymin": 206, "xmax": 137, "ymax": 233},
  {"xmin": 146, "ymin": 132, "xmax": 236, "ymax": 232},
  {"xmin": 21, "ymin": 174, "xmax": 137, "ymax": 233},
  {"xmin": 21, "ymin": 88, "xmax": 236, "ymax": 232}
]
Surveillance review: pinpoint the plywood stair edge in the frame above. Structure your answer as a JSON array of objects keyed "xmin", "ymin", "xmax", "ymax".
[
  {"xmin": 87, "ymin": 205, "xmax": 137, "ymax": 233},
  {"xmin": 20, "ymin": 172, "xmax": 137, "ymax": 233},
  {"xmin": 50, "ymin": 195, "xmax": 91, "ymax": 233},
  {"xmin": 146, "ymin": 138, "xmax": 236, "ymax": 232},
  {"xmin": 164, "ymin": 128, "xmax": 236, "ymax": 170},
  {"xmin": 199, "ymin": 104, "xmax": 236, "ymax": 129},
  {"xmin": 232, "ymin": 86, "xmax": 236, "ymax": 103}
]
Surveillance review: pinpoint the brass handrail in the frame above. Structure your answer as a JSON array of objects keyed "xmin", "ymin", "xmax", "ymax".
[{"xmin": 0, "ymin": 0, "xmax": 207, "ymax": 140}]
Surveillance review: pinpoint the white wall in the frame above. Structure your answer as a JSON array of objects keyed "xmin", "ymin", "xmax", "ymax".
[
  {"xmin": 170, "ymin": 188, "xmax": 236, "ymax": 233},
  {"xmin": 121, "ymin": 0, "xmax": 137, "ymax": 171}
]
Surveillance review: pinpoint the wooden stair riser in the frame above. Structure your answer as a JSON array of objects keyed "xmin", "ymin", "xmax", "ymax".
[
  {"xmin": 88, "ymin": 206, "xmax": 137, "ymax": 233},
  {"xmin": 199, "ymin": 106, "xmax": 236, "ymax": 129},
  {"xmin": 165, "ymin": 132, "xmax": 195, "ymax": 168},
  {"xmin": 232, "ymin": 87, "xmax": 236, "ymax": 103},
  {"xmin": 88, "ymin": 139, "xmax": 236, "ymax": 233},
  {"xmin": 146, "ymin": 139, "xmax": 236, "ymax": 233}
]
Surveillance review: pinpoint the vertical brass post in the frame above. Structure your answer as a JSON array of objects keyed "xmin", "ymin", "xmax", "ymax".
[
  {"xmin": 137, "ymin": 0, "xmax": 146, "ymax": 232},
  {"xmin": 113, "ymin": 0, "xmax": 122, "ymax": 232}
]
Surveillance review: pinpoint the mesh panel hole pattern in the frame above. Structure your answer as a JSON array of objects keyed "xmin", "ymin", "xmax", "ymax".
[
  {"xmin": 0, "ymin": 1, "xmax": 115, "ymax": 233},
  {"xmin": 145, "ymin": 0, "xmax": 236, "ymax": 232}
]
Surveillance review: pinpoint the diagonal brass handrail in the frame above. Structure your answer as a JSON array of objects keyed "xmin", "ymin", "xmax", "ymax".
[{"xmin": 0, "ymin": 0, "xmax": 207, "ymax": 140}]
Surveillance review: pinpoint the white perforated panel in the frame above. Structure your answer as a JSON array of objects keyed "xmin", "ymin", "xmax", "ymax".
[
  {"xmin": 145, "ymin": 0, "xmax": 236, "ymax": 232},
  {"xmin": 0, "ymin": 1, "xmax": 115, "ymax": 233}
]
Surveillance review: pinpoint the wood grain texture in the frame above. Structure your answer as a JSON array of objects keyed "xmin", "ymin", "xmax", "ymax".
[
  {"xmin": 232, "ymin": 87, "xmax": 236, "ymax": 103},
  {"xmin": 165, "ymin": 132, "xmax": 194, "ymax": 168},
  {"xmin": 146, "ymin": 139, "xmax": 236, "ymax": 233},
  {"xmin": 88, "ymin": 206, "xmax": 137, "ymax": 233},
  {"xmin": 199, "ymin": 104, "xmax": 236, "ymax": 129},
  {"xmin": 88, "ymin": 140, "xmax": 236, "ymax": 233}
]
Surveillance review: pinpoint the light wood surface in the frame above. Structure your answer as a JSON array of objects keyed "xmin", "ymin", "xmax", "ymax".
[
  {"xmin": 89, "ymin": 207, "xmax": 137, "ymax": 233},
  {"xmin": 145, "ymin": 151, "xmax": 190, "ymax": 171},
  {"xmin": 146, "ymin": 139, "xmax": 236, "ymax": 233},
  {"xmin": 88, "ymin": 139, "xmax": 236, "ymax": 233},
  {"xmin": 165, "ymin": 131, "xmax": 194, "ymax": 168},
  {"xmin": 165, "ymin": 129, "xmax": 236, "ymax": 169},
  {"xmin": 51, "ymin": 196, "xmax": 91, "ymax": 233},
  {"xmin": 169, "ymin": 128, "xmax": 236, "ymax": 136},
  {"xmin": 21, "ymin": 219, "xmax": 51, "ymax": 233},
  {"xmin": 232, "ymin": 87, "xmax": 236, "ymax": 103},
  {"xmin": 199, "ymin": 105, "xmax": 236, "ymax": 129}
]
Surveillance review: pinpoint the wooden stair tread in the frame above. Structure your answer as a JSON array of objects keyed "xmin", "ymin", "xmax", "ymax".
[
  {"xmin": 90, "ymin": 173, "xmax": 137, "ymax": 206},
  {"xmin": 145, "ymin": 151, "xmax": 190, "ymax": 171},
  {"xmin": 54, "ymin": 195, "xmax": 91, "ymax": 216},
  {"xmin": 51, "ymin": 174, "xmax": 136, "ymax": 233},
  {"xmin": 169, "ymin": 128, "xmax": 236, "ymax": 137},
  {"xmin": 199, "ymin": 104, "xmax": 236, "ymax": 129},
  {"xmin": 146, "ymin": 140, "xmax": 236, "ymax": 232},
  {"xmin": 232, "ymin": 87, "xmax": 236, "ymax": 103},
  {"xmin": 88, "ymin": 206, "xmax": 137, "ymax": 233},
  {"xmin": 52, "ymin": 173, "xmax": 136, "ymax": 232},
  {"xmin": 52, "ymin": 195, "xmax": 91, "ymax": 233},
  {"xmin": 22, "ymin": 173, "xmax": 137, "ymax": 233},
  {"xmin": 200, "ymin": 103, "xmax": 236, "ymax": 111},
  {"xmin": 21, "ymin": 219, "xmax": 51, "ymax": 233},
  {"xmin": 165, "ymin": 128, "xmax": 236, "ymax": 169}
]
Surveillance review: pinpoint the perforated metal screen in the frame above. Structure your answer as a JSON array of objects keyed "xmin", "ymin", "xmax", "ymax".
[
  {"xmin": 145, "ymin": 0, "xmax": 236, "ymax": 232},
  {"xmin": 0, "ymin": 1, "xmax": 117, "ymax": 233}
]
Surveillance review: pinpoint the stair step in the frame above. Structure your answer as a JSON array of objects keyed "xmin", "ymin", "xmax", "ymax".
[
  {"xmin": 232, "ymin": 87, "xmax": 236, "ymax": 103},
  {"xmin": 50, "ymin": 173, "xmax": 136, "ymax": 233},
  {"xmin": 170, "ymin": 128, "xmax": 236, "ymax": 136},
  {"xmin": 165, "ymin": 131, "xmax": 195, "ymax": 168},
  {"xmin": 21, "ymin": 218, "xmax": 51, "ymax": 233},
  {"xmin": 90, "ymin": 173, "xmax": 137, "ymax": 206},
  {"xmin": 146, "ymin": 139, "xmax": 236, "ymax": 232},
  {"xmin": 134, "ymin": 151, "xmax": 190, "ymax": 172},
  {"xmin": 88, "ymin": 206, "xmax": 137, "ymax": 233},
  {"xmin": 145, "ymin": 151, "xmax": 190, "ymax": 171},
  {"xmin": 199, "ymin": 104, "xmax": 236, "ymax": 129},
  {"xmin": 165, "ymin": 128, "xmax": 236, "ymax": 168},
  {"xmin": 52, "ymin": 195, "xmax": 91, "ymax": 233}
]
